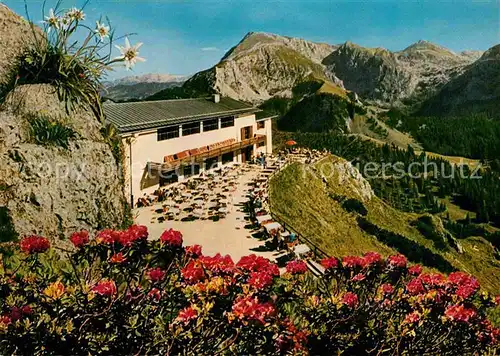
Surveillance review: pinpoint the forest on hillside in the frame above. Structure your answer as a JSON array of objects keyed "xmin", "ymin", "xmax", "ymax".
[
  {"xmin": 283, "ymin": 132, "xmax": 500, "ymax": 249},
  {"xmin": 383, "ymin": 111, "xmax": 500, "ymax": 163}
]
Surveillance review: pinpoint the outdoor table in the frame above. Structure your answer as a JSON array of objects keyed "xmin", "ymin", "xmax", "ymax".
[
  {"xmin": 280, "ymin": 231, "xmax": 291, "ymax": 239},
  {"xmin": 256, "ymin": 214, "xmax": 272, "ymax": 224},
  {"xmin": 193, "ymin": 209, "xmax": 204, "ymax": 216},
  {"xmin": 264, "ymin": 222, "xmax": 282, "ymax": 233},
  {"xmin": 218, "ymin": 208, "xmax": 228, "ymax": 214},
  {"xmin": 293, "ymin": 244, "xmax": 311, "ymax": 257},
  {"xmin": 169, "ymin": 208, "xmax": 180, "ymax": 215}
]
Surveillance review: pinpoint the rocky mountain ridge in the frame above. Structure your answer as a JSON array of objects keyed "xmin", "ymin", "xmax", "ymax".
[
  {"xmin": 182, "ymin": 32, "xmax": 344, "ymax": 103},
  {"xmin": 105, "ymin": 73, "xmax": 190, "ymax": 87},
  {"xmin": 103, "ymin": 73, "xmax": 190, "ymax": 101},
  {"xmin": 177, "ymin": 32, "xmax": 492, "ymax": 112},
  {"xmin": 418, "ymin": 44, "xmax": 500, "ymax": 116}
]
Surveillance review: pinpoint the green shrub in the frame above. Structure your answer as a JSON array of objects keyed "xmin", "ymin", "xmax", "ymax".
[
  {"xmin": 28, "ymin": 114, "xmax": 76, "ymax": 149},
  {"xmin": 278, "ymin": 93, "xmax": 350, "ymax": 133},
  {"xmin": 1, "ymin": 34, "xmax": 102, "ymax": 119},
  {"xmin": 357, "ymin": 216, "xmax": 455, "ymax": 272},
  {"xmin": 412, "ymin": 216, "xmax": 448, "ymax": 250},
  {"xmin": 341, "ymin": 198, "xmax": 368, "ymax": 216},
  {"xmin": 0, "ymin": 207, "xmax": 18, "ymax": 242}
]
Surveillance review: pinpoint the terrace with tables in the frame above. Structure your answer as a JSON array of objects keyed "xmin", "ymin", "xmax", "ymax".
[{"xmin": 135, "ymin": 148, "xmax": 330, "ymax": 268}]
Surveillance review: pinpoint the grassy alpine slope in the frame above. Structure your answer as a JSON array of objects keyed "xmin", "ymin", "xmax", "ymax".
[{"xmin": 269, "ymin": 156, "xmax": 500, "ymax": 292}]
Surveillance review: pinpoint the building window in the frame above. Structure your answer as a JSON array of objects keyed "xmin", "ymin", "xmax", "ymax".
[
  {"xmin": 182, "ymin": 122, "xmax": 201, "ymax": 136},
  {"xmin": 183, "ymin": 164, "xmax": 200, "ymax": 178},
  {"xmin": 203, "ymin": 118, "xmax": 219, "ymax": 132},
  {"xmin": 157, "ymin": 125, "xmax": 179, "ymax": 141},
  {"xmin": 205, "ymin": 157, "xmax": 218, "ymax": 171},
  {"xmin": 257, "ymin": 141, "xmax": 265, "ymax": 148},
  {"xmin": 221, "ymin": 117, "xmax": 234, "ymax": 128},
  {"xmin": 160, "ymin": 170, "xmax": 178, "ymax": 185},
  {"xmin": 221, "ymin": 152, "xmax": 234, "ymax": 164},
  {"xmin": 257, "ymin": 121, "xmax": 265, "ymax": 129}
]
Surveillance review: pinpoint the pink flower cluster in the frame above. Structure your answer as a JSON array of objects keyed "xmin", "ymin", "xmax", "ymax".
[
  {"xmin": 199, "ymin": 254, "xmax": 235, "ymax": 275},
  {"xmin": 176, "ymin": 306, "xmax": 198, "ymax": 324},
  {"xmin": 147, "ymin": 268, "xmax": 166, "ymax": 282},
  {"xmin": 96, "ymin": 225, "xmax": 148, "ymax": 246},
  {"xmin": 160, "ymin": 228, "xmax": 183, "ymax": 247},
  {"xmin": 445, "ymin": 304, "xmax": 477, "ymax": 323},
  {"xmin": 185, "ymin": 244, "xmax": 202, "ymax": 258},
  {"xmin": 342, "ymin": 292, "xmax": 359, "ymax": 309},
  {"xmin": 320, "ymin": 257, "xmax": 339, "ymax": 270},
  {"xmin": 231, "ymin": 296, "xmax": 276, "ymax": 325},
  {"xmin": 92, "ymin": 280, "xmax": 117, "ymax": 297},
  {"xmin": 181, "ymin": 260, "xmax": 206, "ymax": 284},
  {"xmin": 285, "ymin": 260, "xmax": 308, "ymax": 275},
  {"xmin": 248, "ymin": 271, "xmax": 274, "ymax": 289},
  {"xmin": 447, "ymin": 272, "xmax": 480, "ymax": 299},
  {"xmin": 70, "ymin": 230, "xmax": 89, "ymax": 248},
  {"xmin": 387, "ymin": 254, "xmax": 407, "ymax": 268},
  {"xmin": 19, "ymin": 236, "xmax": 50, "ymax": 254},
  {"xmin": 237, "ymin": 254, "xmax": 280, "ymax": 276}
]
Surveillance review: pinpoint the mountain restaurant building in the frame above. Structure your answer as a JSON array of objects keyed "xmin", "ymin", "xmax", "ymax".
[{"xmin": 104, "ymin": 95, "xmax": 273, "ymax": 206}]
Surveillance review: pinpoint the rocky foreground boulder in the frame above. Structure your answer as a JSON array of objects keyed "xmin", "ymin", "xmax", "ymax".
[
  {"xmin": 0, "ymin": 4, "xmax": 42, "ymax": 84},
  {"xmin": 0, "ymin": 5, "xmax": 127, "ymax": 243},
  {"xmin": 0, "ymin": 84, "xmax": 127, "ymax": 242}
]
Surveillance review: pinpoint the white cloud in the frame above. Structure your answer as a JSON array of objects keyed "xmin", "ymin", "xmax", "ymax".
[{"xmin": 201, "ymin": 47, "xmax": 219, "ymax": 52}]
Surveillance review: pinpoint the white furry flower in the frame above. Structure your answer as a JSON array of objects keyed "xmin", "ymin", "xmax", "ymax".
[
  {"xmin": 43, "ymin": 9, "xmax": 59, "ymax": 32},
  {"xmin": 114, "ymin": 38, "xmax": 146, "ymax": 70},
  {"xmin": 67, "ymin": 7, "xmax": 85, "ymax": 21},
  {"xmin": 95, "ymin": 21, "xmax": 110, "ymax": 41}
]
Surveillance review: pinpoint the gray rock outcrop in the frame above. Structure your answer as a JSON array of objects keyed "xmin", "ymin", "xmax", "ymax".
[
  {"xmin": 0, "ymin": 85, "xmax": 127, "ymax": 242},
  {"xmin": 323, "ymin": 40, "xmax": 479, "ymax": 107}
]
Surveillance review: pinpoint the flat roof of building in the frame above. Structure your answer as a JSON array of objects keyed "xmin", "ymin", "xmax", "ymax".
[{"xmin": 103, "ymin": 97, "xmax": 258, "ymax": 133}]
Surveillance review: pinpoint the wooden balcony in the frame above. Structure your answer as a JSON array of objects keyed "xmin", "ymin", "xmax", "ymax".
[{"xmin": 148, "ymin": 135, "xmax": 266, "ymax": 171}]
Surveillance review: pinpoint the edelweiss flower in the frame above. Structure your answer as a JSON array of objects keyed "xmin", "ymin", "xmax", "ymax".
[
  {"xmin": 59, "ymin": 14, "xmax": 71, "ymax": 29},
  {"xmin": 95, "ymin": 21, "xmax": 110, "ymax": 41},
  {"xmin": 115, "ymin": 38, "xmax": 146, "ymax": 70},
  {"xmin": 66, "ymin": 7, "xmax": 85, "ymax": 21},
  {"xmin": 43, "ymin": 9, "xmax": 59, "ymax": 32}
]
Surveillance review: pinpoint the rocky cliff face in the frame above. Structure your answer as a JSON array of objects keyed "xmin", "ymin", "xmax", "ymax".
[
  {"xmin": 418, "ymin": 44, "xmax": 500, "ymax": 116},
  {"xmin": 323, "ymin": 40, "xmax": 478, "ymax": 106},
  {"xmin": 0, "ymin": 4, "xmax": 42, "ymax": 84},
  {"xmin": 0, "ymin": 6, "xmax": 127, "ymax": 243},
  {"xmin": 183, "ymin": 32, "xmax": 343, "ymax": 103},
  {"xmin": 323, "ymin": 42, "xmax": 413, "ymax": 104},
  {"xmin": 0, "ymin": 85, "xmax": 127, "ymax": 243}
]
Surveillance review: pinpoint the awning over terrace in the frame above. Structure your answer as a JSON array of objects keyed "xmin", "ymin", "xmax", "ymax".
[{"xmin": 149, "ymin": 135, "xmax": 266, "ymax": 171}]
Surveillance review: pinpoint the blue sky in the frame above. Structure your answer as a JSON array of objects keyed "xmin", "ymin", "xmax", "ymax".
[{"xmin": 5, "ymin": 0, "xmax": 500, "ymax": 80}]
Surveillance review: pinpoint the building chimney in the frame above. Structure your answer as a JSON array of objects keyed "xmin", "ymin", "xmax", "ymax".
[{"xmin": 213, "ymin": 94, "xmax": 220, "ymax": 103}]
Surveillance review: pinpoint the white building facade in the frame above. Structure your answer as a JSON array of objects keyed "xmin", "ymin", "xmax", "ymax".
[{"xmin": 104, "ymin": 96, "xmax": 273, "ymax": 206}]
